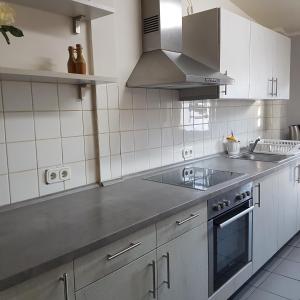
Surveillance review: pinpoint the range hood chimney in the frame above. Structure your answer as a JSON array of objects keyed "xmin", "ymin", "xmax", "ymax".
[{"xmin": 127, "ymin": 0, "xmax": 234, "ymax": 100}]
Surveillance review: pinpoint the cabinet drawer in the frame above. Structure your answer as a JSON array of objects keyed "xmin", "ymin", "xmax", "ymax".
[
  {"xmin": 0, "ymin": 263, "xmax": 74, "ymax": 300},
  {"xmin": 156, "ymin": 201, "xmax": 207, "ymax": 246},
  {"xmin": 74, "ymin": 225, "xmax": 156, "ymax": 290}
]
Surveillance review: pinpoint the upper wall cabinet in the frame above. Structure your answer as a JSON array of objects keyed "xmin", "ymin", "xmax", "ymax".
[
  {"xmin": 250, "ymin": 22, "xmax": 291, "ymax": 100},
  {"xmin": 183, "ymin": 8, "xmax": 251, "ymax": 99}
]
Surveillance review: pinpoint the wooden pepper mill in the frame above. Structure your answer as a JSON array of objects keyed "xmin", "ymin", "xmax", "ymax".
[
  {"xmin": 67, "ymin": 46, "xmax": 76, "ymax": 73},
  {"xmin": 75, "ymin": 44, "xmax": 87, "ymax": 75}
]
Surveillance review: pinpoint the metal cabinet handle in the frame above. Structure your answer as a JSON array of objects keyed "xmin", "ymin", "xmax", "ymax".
[
  {"xmin": 274, "ymin": 78, "xmax": 278, "ymax": 97},
  {"xmin": 176, "ymin": 213, "xmax": 200, "ymax": 226},
  {"xmin": 221, "ymin": 70, "xmax": 228, "ymax": 95},
  {"xmin": 59, "ymin": 273, "xmax": 69, "ymax": 300},
  {"xmin": 163, "ymin": 252, "xmax": 171, "ymax": 289},
  {"xmin": 269, "ymin": 78, "xmax": 274, "ymax": 96},
  {"xmin": 295, "ymin": 165, "xmax": 300, "ymax": 183},
  {"xmin": 107, "ymin": 242, "xmax": 141, "ymax": 261},
  {"xmin": 254, "ymin": 183, "xmax": 261, "ymax": 207},
  {"xmin": 218, "ymin": 206, "xmax": 254, "ymax": 229},
  {"xmin": 149, "ymin": 260, "xmax": 156, "ymax": 299}
]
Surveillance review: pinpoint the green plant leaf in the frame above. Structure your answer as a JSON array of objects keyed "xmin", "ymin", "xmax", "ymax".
[
  {"xmin": 0, "ymin": 28, "xmax": 10, "ymax": 44},
  {"xmin": 3, "ymin": 26, "xmax": 24, "ymax": 37}
]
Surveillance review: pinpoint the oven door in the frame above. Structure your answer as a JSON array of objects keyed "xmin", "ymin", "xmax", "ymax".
[{"xmin": 208, "ymin": 200, "xmax": 253, "ymax": 296}]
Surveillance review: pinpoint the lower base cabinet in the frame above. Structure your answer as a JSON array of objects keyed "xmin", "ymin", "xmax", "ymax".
[
  {"xmin": 0, "ymin": 263, "xmax": 75, "ymax": 300},
  {"xmin": 157, "ymin": 223, "xmax": 208, "ymax": 300},
  {"xmin": 76, "ymin": 250, "xmax": 157, "ymax": 300},
  {"xmin": 252, "ymin": 174, "xmax": 278, "ymax": 273}
]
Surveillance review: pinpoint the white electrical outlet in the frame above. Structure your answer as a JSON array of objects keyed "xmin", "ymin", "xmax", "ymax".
[
  {"xmin": 45, "ymin": 167, "xmax": 71, "ymax": 184},
  {"xmin": 59, "ymin": 167, "xmax": 71, "ymax": 181},
  {"xmin": 182, "ymin": 146, "xmax": 194, "ymax": 160}
]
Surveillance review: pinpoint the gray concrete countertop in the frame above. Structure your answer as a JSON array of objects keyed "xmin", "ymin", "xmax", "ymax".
[{"xmin": 0, "ymin": 154, "xmax": 298, "ymax": 291}]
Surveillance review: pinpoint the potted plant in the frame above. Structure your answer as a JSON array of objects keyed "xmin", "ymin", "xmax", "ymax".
[{"xmin": 0, "ymin": 2, "xmax": 23, "ymax": 44}]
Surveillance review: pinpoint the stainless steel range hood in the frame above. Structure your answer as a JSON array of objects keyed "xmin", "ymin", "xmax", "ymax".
[{"xmin": 127, "ymin": 0, "xmax": 234, "ymax": 98}]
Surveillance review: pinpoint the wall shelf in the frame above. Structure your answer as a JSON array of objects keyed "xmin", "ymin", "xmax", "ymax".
[
  {"xmin": 0, "ymin": 67, "xmax": 117, "ymax": 99},
  {"xmin": 7, "ymin": 0, "xmax": 114, "ymax": 20}
]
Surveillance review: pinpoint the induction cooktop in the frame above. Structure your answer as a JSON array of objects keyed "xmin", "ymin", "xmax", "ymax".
[{"xmin": 145, "ymin": 164, "xmax": 244, "ymax": 191}]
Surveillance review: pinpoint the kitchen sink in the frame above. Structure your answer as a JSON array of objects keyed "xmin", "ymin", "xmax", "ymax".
[{"xmin": 230, "ymin": 152, "xmax": 293, "ymax": 163}]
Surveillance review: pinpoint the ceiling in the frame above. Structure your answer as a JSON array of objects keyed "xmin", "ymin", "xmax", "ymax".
[{"xmin": 231, "ymin": 0, "xmax": 300, "ymax": 36}]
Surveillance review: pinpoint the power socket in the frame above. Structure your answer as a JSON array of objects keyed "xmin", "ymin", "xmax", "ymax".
[
  {"xmin": 45, "ymin": 167, "xmax": 71, "ymax": 184},
  {"xmin": 182, "ymin": 146, "xmax": 194, "ymax": 160}
]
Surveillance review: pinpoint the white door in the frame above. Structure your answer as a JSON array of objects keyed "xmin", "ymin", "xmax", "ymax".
[
  {"xmin": 249, "ymin": 22, "xmax": 274, "ymax": 99},
  {"xmin": 76, "ymin": 250, "xmax": 157, "ymax": 300},
  {"xmin": 219, "ymin": 9, "xmax": 251, "ymax": 99},
  {"xmin": 252, "ymin": 175, "xmax": 278, "ymax": 273},
  {"xmin": 273, "ymin": 31, "xmax": 291, "ymax": 100},
  {"xmin": 157, "ymin": 223, "xmax": 208, "ymax": 300},
  {"xmin": 276, "ymin": 164, "xmax": 298, "ymax": 249}
]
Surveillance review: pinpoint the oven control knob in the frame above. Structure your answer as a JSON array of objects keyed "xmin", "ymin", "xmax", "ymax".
[
  {"xmin": 236, "ymin": 194, "xmax": 243, "ymax": 201},
  {"xmin": 241, "ymin": 193, "xmax": 247, "ymax": 198},
  {"xmin": 246, "ymin": 191, "xmax": 251, "ymax": 197},
  {"xmin": 213, "ymin": 204, "xmax": 222, "ymax": 211},
  {"xmin": 223, "ymin": 200, "xmax": 231, "ymax": 207}
]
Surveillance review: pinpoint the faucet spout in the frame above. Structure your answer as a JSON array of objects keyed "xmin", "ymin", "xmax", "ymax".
[{"xmin": 249, "ymin": 138, "xmax": 261, "ymax": 153}]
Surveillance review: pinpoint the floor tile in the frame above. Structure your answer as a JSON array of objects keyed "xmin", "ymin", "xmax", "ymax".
[
  {"xmin": 276, "ymin": 245, "xmax": 294, "ymax": 259},
  {"xmin": 286, "ymin": 247, "xmax": 300, "ymax": 263},
  {"xmin": 246, "ymin": 289, "xmax": 288, "ymax": 300},
  {"xmin": 259, "ymin": 273, "xmax": 300, "ymax": 300},
  {"xmin": 288, "ymin": 233, "xmax": 300, "ymax": 247},
  {"xmin": 263, "ymin": 257, "xmax": 284, "ymax": 272},
  {"xmin": 248, "ymin": 270, "xmax": 271, "ymax": 287},
  {"xmin": 273, "ymin": 259, "xmax": 300, "ymax": 281},
  {"xmin": 230, "ymin": 285, "xmax": 256, "ymax": 300}
]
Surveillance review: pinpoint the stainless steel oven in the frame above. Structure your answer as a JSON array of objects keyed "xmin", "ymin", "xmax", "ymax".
[{"xmin": 208, "ymin": 183, "xmax": 253, "ymax": 296}]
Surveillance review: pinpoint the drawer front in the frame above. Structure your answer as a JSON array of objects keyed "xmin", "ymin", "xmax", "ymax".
[
  {"xmin": 156, "ymin": 201, "xmax": 207, "ymax": 246},
  {"xmin": 0, "ymin": 263, "xmax": 74, "ymax": 300},
  {"xmin": 74, "ymin": 225, "xmax": 156, "ymax": 290}
]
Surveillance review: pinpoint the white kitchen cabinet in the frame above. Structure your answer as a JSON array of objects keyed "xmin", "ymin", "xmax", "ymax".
[
  {"xmin": 76, "ymin": 250, "xmax": 157, "ymax": 300},
  {"xmin": 249, "ymin": 22, "xmax": 274, "ymax": 100},
  {"xmin": 157, "ymin": 223, "xmax": 208, "ymax": 300},
  {"xmin": 183, "ymin": 8, "xmax": 251, "ymax": 99},
  {"xmin": 219, "ymin": 9, "xmax": 251, "ymax": 99},
  {"xmin": 276, "ymin": 163, "xmax": 298, "ymax": 249},
  {"xmin": 272, "ymin": 32, "xmax": 291, "ymax": 100},
  {"xmin": 0, "ymin": 263, "xmax": 75, "ymax": 300},
  {"xmin": 250, "ymin": 22, "xmax": 291, "ymax": 100},
  {"xmin": 252, "ymin": 175, "xmax": 278, "ymax": 273}
]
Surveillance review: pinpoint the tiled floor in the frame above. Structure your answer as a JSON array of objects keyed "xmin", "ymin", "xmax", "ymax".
[{"xmin": 230, "ymin": 232, "xmax": 300, "ymax": 300}]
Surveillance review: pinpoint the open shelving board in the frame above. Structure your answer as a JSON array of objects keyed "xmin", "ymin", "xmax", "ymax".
[
  {"xmin": 6, "ymin": 0, "xmax": 114, "ymax": 20},
  {"xmin": 0, "ymin": 67, "xmax": 117, "ymax": 85}
]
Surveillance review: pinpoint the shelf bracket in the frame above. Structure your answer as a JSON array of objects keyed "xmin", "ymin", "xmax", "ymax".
[
  {"xmin": 79, "ymin": 84, "xmax": 88, "ymax": 100},
  {"xmin": 72, "ymin": 15, "xmax": 85, "ymax": 34}
]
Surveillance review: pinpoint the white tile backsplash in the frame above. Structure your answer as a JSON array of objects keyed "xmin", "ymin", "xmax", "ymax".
[
  {"xmin": 32, "ymin": 83, "xmax": 59, "ymax": 111},
  {"xmin": 2, "ymin": 81, "xmax": 32, "ymax": 112},
  {"xmin": 10, "ymin": 170, "xmax": 39, "ymax": 203},
  {"xmin": 34, "ymin": 111, "xmax": 61, "ymax": 139},
  {"xmin": 5, "ymin": 112, "xmax": 35, "ymax": 142},
  {"xmin": 7, "ymin": 141, "xmax": 37, "ymax": 172},
  {"xmin": 0, "ymin": 82, "xmax": 97, "ymax": 206}
]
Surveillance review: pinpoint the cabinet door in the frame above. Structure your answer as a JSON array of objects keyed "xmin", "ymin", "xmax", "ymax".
[
  {"xmin": 249, "ymin": 22, "xmax": 274, "ymax": 99},
  {"xmin": 157, "ymin": 223, "xmax": 208, "ymax": 300},
  {"xmin": 273, "ymin": 32, "xmax": 291, "ymax": 100},
  {"xmin": 76, "ymin": 250, "xmax": 156, "ymax": 300},
  {"xmin": 276, "ymin": 164, "xmax": 298, "ymax": 249},
  {"xmin": 219, "ymin": 9, "xmax": 251, "ymax": 99},
  {"xmin": 252, "ymin": 175, "xmax": 278, "ymax": 273},
  {"xmin": 296, "ymin": 162, "xmax": 300, "ymax": 231},
  {"xmin": 0, "ymin": 263, "xmax": 75, "ymax": 300}
]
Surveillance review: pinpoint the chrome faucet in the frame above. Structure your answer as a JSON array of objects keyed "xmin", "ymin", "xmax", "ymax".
[{"xmin": 249, "ymin": 138, "xmax": 261, "ymax": 153}]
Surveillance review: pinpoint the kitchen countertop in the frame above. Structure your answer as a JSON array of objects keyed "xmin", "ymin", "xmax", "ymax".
[{"xmin": 0, "ymin": 154, "xmax": 298, "ymax": 291}]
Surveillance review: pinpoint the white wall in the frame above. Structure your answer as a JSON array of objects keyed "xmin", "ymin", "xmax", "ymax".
[
  {"xmin": 287, "ymin": 35, "xmax": 300, "ymax": 126},
  {"xmin": 0, "ymin": 4, "xmax": 90, "ymax": 73}
]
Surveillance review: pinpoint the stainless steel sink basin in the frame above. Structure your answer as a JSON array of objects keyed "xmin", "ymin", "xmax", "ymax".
[{"xmin": 231, "ymin": 152, "xmax": 292, "ymax": 163}]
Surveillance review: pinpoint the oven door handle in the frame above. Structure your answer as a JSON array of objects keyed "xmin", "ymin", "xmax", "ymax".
[{"xmin": 218, "ymin": 206, "xmax": 254, "ymax": 229}]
